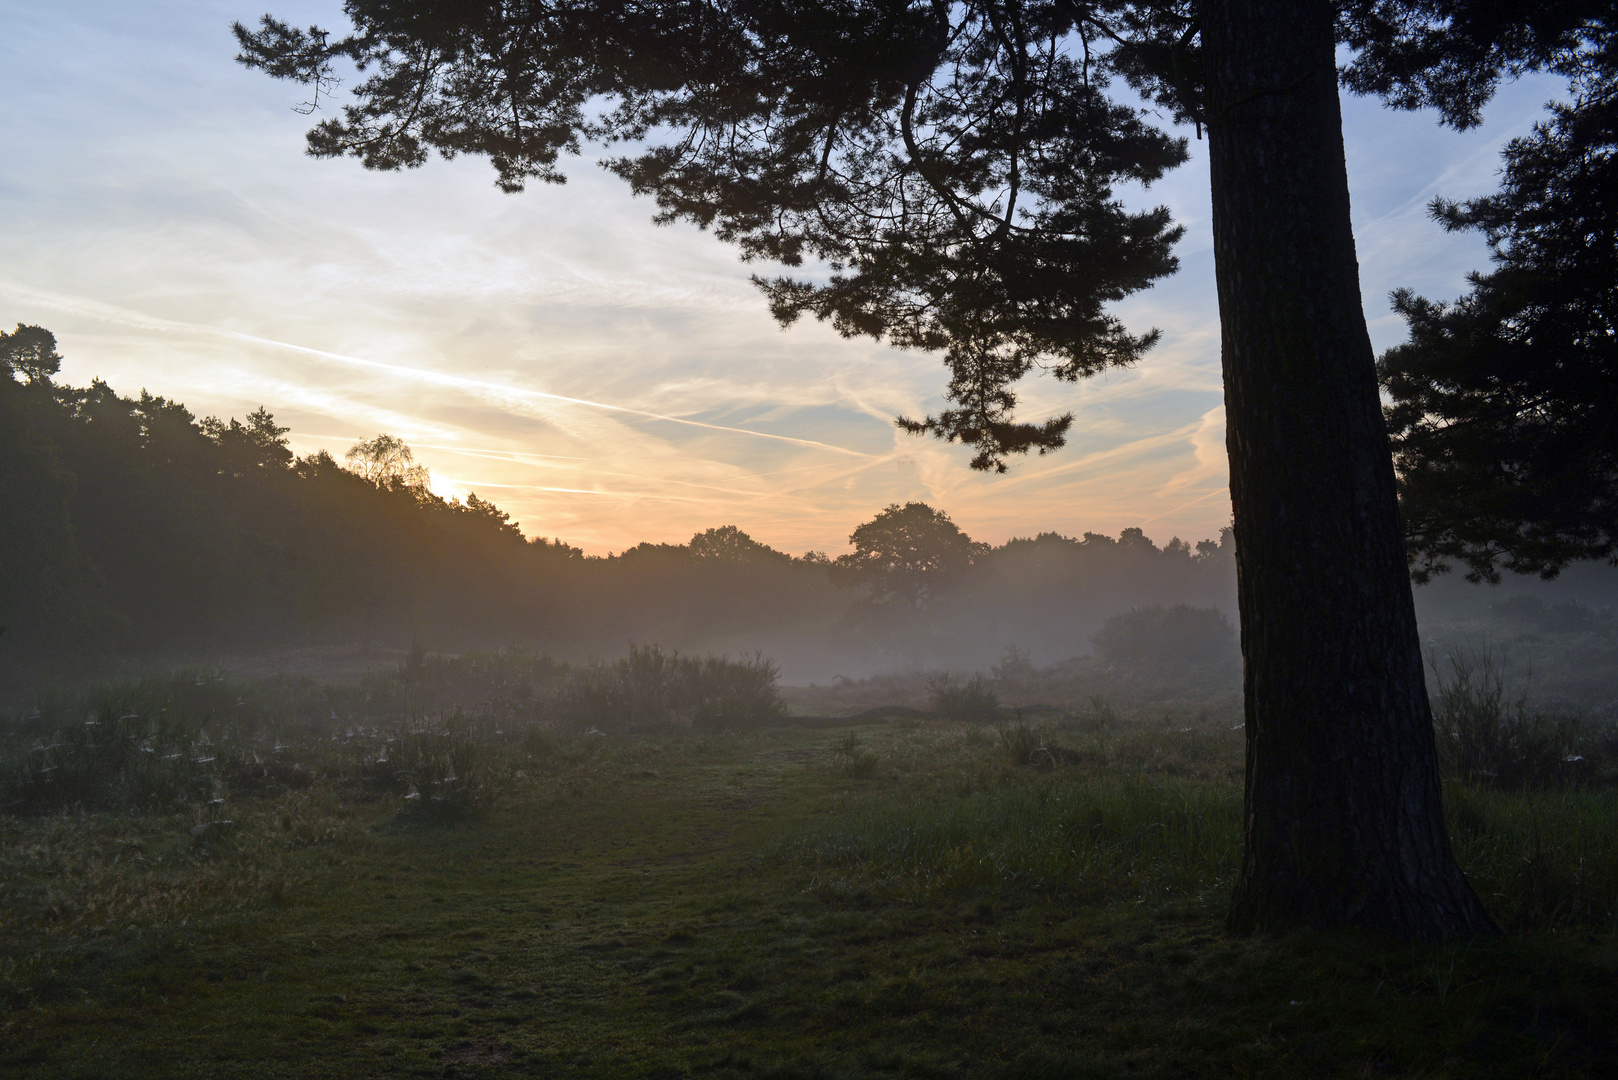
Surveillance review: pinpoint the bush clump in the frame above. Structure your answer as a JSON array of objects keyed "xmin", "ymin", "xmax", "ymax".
[
  {"xmin": 548, "ymin": 645, "xmax": 786, "ymax": 732},
  {"xmin": 927, "ymin": 672, "xmax": 1000, "ymax": 723},
  {"xmin": 1431, "ymin": 648, "xmax": 1602, "ymax": 787},
  {"xmin": 1, "ymin": 692, "xmax": 238, "ymax": 815},
  {"xmin": 1092, "ymin": 604, "xmax": 1238, "ymax": 674}
]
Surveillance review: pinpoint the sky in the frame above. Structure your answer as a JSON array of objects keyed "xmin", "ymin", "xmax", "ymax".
[{"xmin": 0, "ymin": 2, "xmax": 1572, "ymax": 555}]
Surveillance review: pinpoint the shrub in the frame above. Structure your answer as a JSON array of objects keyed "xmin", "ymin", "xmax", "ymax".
[
  {"xmin": 548, "ymin": 645, "xmax": 787, "ymax": 731},
  {"xmin": 832, "ymin": 730, "xmax": 880, "ymax": 778},
  {"xmin": 0, "ymin": 693, "xmax": 233, "ymax": 815},
  {"xmin": 548, "ymin": 663, "xmax": 620, "ymax": 732},
  {"xmin": 685, "ymin": 652, "xmax": 788, "ymax": 730},
  {"xmin": 386, "ymin": 714, "xmax": 493, "ymax": 822},
  {"xmin": 991, "ymin": 644, "xmax": 1037, "ymax": 687},
  {"xmin": 1431, "ymin": 648, "xmax": 1596, "ymax": 787},
  {"xmin": 352, "ymin": 645, "xmax": 567, "ymax": 722},
  {"xmin": 999, "ymin": 717, "xmax": 1052, "ymax": 766},
  {"xmin": 0, "ymin": 672, "xmax": 513, "ymax": 820},
  {"xmin": 927, "ymin": 672, "xmax": 1000, "ymax": 723},
  {"xmin": 1092, "ymin": 605, "xmax": 1238, "ymax": 673}
]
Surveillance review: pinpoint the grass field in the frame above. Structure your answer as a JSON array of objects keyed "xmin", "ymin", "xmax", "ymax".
[{"xmin": 3, "ymin": 712, "xmax": 1616, "ymax": 1079}]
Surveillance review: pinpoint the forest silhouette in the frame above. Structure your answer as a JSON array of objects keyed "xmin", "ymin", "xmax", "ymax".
[{"xmin": 0, "ymin": 325, "xmax": 1237, "ymax": 697}]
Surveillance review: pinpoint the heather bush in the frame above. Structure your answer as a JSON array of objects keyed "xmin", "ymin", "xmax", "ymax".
[
  {"xmin": 548, "ymin": 645, "xmax": 786, "ymax": 731},
  {"xmin": 927, "ymin": 672, "xmax": 1000, "ymax": 723},
  {"xmin": 1092, "ymin": 604, "xmax": 1238, "ymax": 673},
  {"xmin": 1430, "ymin": 647, "xmax": 1603, "ymax": 787}
]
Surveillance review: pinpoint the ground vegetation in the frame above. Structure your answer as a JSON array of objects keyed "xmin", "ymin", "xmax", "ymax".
[{"xmin": 2, "ymin": 646, "xmax": 1616, "ymax": 1076}]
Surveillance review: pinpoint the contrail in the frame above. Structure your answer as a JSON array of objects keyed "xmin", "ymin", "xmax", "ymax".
[
  {"xmin": 1134, "ymin": 487, "xmax": 1230, "ymax": 529},
  {"xmin": 295, "ymin": 436, "xmax": 588, "ymax": 463},
  {"xmin": 0, "ymin": 279, "xmax": 874, "ymax": 457}
]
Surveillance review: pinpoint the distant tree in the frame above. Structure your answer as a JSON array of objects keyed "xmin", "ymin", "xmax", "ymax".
[
  {"xmin": 201, "ymin": 406, "xmax": 294, "ymax": 471},
  {"xmin": 927, "ymin": 671, "xmax": 1001, "ymax": 723},
  {"xmin": 0, "ymin": 324, "xmax": 62, "ymax": 386},
  {"xmin": 1381, "ymin": 48, "xmax": 1617, "ymax": 583},
  {"xmin": 615, "ymin": 541, "xmax": 691, "ymax": 564},
  {"xmin": 0, "ymin": 342, "xmax": 591, "ymax": 682},
  {"xmin": 463, "ymin": 492, "xmax": 523, "ymax": 539},
  {"xmin": 295, "ymin": 448, "xmax": 343, "ymax": 477},
  {"xmin": 0, "ymin": 341, "xmax": 109, "ymax": 664},
  {"xmin": 992, "ymin": 643, "xmax": 1038, "ymax": 685},
  {"xmin": 689, "ymin": 525, "xmax": 791, "ymax": 564},
  {"xmin": 1116, "ymin": 526, "xmax": 1160, "ymax": 554},
  {"xmin": 345, "ymin": 433, "xmax": 429, "ymax": 489},
  {"xmin": 529, "ymin": 535, "xmax": 585, "ymax": 559},
  {"xmin": 832, "ymin": 503, "xmax": 986, "ymax": 609}
]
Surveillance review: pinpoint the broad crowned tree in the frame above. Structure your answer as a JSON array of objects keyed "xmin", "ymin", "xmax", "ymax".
[{"xmin": 831, "ymin": 502, "xmax": 986, "ymax": 608}]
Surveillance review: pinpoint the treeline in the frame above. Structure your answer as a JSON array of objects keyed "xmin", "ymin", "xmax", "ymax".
[
  {"xmin": 0, "ymin": 326, "xmax": 1236, "ymax": 693},
  {"xmin": 1, "ymin": 338, "xmax": 574, "ymax": 670}
]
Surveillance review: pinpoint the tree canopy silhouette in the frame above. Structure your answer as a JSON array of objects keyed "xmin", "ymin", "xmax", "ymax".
[
  {"xmin": 232, "ymin": 0, "xmax": 1615, "ymax": 938},
  {"xmin": 831, "ymin": 502, "xmax": 986, "ymax": 609},
  {"xmin": 1, "ymin": 336, "xmax": 1245, "ymax": 695},
  {"xmin": 1380, "ymin": 37, "xmax": 1617, "ymax": 584},
  {"xmin": 689, "ymin": 525, "xmax": 793, "ymax": 564},
  {"xmin": 345, "ymin": 432, "xmax": 431, "ymax": 489},
  {"xmin": 0, "ymin": 324, "xmax": 63, "ymax": 386}
]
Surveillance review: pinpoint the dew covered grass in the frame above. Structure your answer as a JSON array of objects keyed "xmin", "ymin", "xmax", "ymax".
[
  {"xmin": 1, "ymin": 707, "xmax": 1615, "ymax": 1078},
  {"xmin": 782, "ymin": 772, "xmax": 1241, "ymax": 908}
]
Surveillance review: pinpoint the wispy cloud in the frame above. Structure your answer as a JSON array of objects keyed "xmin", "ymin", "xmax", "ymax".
[{"xmin": 0, "ymin": 0, "xmax": 1546, "ymax": 554}]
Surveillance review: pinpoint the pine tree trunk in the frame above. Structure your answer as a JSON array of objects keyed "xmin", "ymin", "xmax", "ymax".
[{"xmin": 1201, "ymin": 0, "xmax": 1496, "ymax": 939}]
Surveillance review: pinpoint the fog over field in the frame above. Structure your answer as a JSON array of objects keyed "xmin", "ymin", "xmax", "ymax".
[
  {"xmin": 4, "ymin": 354, "xmax": 1616, "ymax": 707},
  {"xmin": 5, "ymin": 2, "xmax": 1618, "ymax": 1074}
]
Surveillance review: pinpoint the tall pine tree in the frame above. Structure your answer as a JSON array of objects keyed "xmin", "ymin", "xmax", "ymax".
[{"xmin": 1379, "ymin": 37, "xmax": 1617, "ymax": 582}]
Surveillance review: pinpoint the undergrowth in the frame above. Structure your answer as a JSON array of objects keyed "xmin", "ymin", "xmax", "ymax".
[
  {"xmin": 1, "ymin": 665, "xmax": 1616, "ymax": 1077},
  {"xmin": 1431, "ymin": 646, "xmax": 1611, "ymax": 786},
  {"xmin": 782, "ymin": 773, "xmax": 1241, "ymax": 908},
  {"xmin": 1447, "ymin": 782, "xmax": 1618, "ymax": 931}
]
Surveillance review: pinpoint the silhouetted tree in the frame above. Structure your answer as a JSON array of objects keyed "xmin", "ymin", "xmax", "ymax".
[
  {"xmin": 0, "ymin": 324, "xmax": 62, "ymax": 386},
  {"xmin": 345, "ymin": 432, "xmax": 430, "ymax": 489},
  {"xmin": 0, "ymin": 343, "xmax": 587, "ymax": 684},
  {"xmin": 689, "ymin": 525, "xmax": 792, "ymax": 564},
  {"xmin": 0, "ymin": 340, "xmax": 1259, "ymax": 699},
  {"xmin": 832, "ymin": 503, "xmax": 986, "ymax": 609},
  {"xmin": 203, "ymin": 406, "xmax": 295, "ymax": 472},
  {"xmin": 0, "ymin": 343, "xmax": 110, "ymax": 662},
  {"xmin": 464, "ymin": 492, "xmax": 524, "ymax": 540},
  {"xmin": 1380, "ymin": 41, "xmax": 1617, "ymax": 583}
]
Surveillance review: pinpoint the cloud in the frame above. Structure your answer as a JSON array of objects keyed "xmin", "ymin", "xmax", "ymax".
[{"xmin": 0, "ymin": 0, "xmax": 1551, "ymax": 555}]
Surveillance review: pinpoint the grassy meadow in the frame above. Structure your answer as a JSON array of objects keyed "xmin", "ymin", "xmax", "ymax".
[{"xmin": 2, "ymin": 652, "xmax": 1616, "ymax": 1079}]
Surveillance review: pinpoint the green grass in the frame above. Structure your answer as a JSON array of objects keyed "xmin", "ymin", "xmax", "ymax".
[
  {"xmin": 780, "ymin": 772, "xmax": 1240, "ymax": 907},
  {"xmin": 2, "ymin": 721, "xmax": 1616, "ymax": 1078}
]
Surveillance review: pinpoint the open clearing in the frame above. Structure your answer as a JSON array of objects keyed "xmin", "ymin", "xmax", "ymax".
[{"xmin": 4, "ymin": 720, "xmax": 1616, "ymax": 1079}]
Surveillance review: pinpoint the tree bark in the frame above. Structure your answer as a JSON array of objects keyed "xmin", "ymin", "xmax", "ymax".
[{"xmin": 1201, "ymin": 0, "xmax": 1496, "ymax": 939}]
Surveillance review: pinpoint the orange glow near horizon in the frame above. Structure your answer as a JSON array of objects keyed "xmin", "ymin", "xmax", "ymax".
[{"xmin": 0, "ymin": 3, "xmax": 1563, "ymax": 557}]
